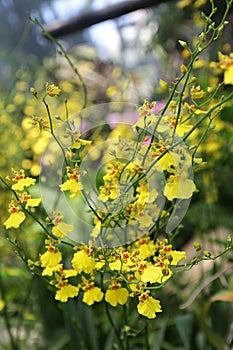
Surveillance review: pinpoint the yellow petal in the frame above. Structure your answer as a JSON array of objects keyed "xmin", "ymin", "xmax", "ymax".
[
  {"xmin": 12, "ymin": 178, "xmax": 36, "ymax": 191},
  {"xmin": 42, "ymin": 264, "xmax": 62, "ymax": 276},
  {"xmin": 224, "ymin": 65, "xmax": 233, "ymax": 85},
  {"xmin": 83, "ymin": 287, "xmax": 104, "ymax": 306},
  {"xmin": 137, "ymin": 296, "xmax": 162, "ymax": 319},
  {"xmin": 109, "ymin": 260, "xmax": 121, "ymax": 271},
  {"xmin": 25, "ymin": 198, "xmax": 41, "ymax": 209},
  {"xmin": 176, "ymin": 124, "xmax": 193, "ymax": 137},
  {"xmin": 91, "ymin": 221, "xmax": 101, "ymax": 238},
  {"xmin": 40, "ymin": 250, "xmax": 62, "ymax": 267},
  {"xmin": 60, "ymin": 179, "xmax": 82, "ymax": 195},
  {"xmin": 71, "ymin": 139, "xmax": 92, "ymax": 149},
  {"xmin": 72, "ymin": 251, "xmax": 95, "ymax": 274},
  {"xmin": 95, "ymin": 261, "xmax": 105, "ymax": 270},
  {"xmin": 55, "ymin": 285, "xmax": 79, "ymax": 302},
  {"xmin": 62, "ymin": 269, "xmax": 78, "ymax": 278},
  {"xmin": 52, "ymin": 222, "xmax": 74, "ymax": 238},
  {"xmin": 169, "ymin": 250, "xmax": 186, "ymax": 265},
  {"xmin": 105, "ymin": 287, "xmax": 129, "ymax": 307},
  {"xmin": 138, "ymin": 211, "xmax": 153, "ymax": 228},
  {"xmin": 164, "ymin": 178, "xmax": 196, "ymax": 201},
  {"xmin": 4, "ymin": 211, "xmax": 26, "ymax": 229},
  {"xmin": 141, "ymin": 265, "xmax": 162, "ymax": 283}
]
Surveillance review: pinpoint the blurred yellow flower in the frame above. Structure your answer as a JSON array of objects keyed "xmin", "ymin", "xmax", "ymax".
[
  {"xmin": 30, "ymin": 87, "xmax": 37, "ymax": 97},
  {"xmin": 60, "ymin": 179, "xmax": 83, "ymax": 198},
  {"xmin": 0, "ymin": 299, "xmax": 5, "ymax": 311},
  {"xmin": 52, "ymin": 222, "xmax": 74, "ymax": 238},
  {"xmin": 164, "ymin": 176, "xmax": 196, "ymax": 201},
  {"xmin": 71, "ymin": 138, "xmax": 92, "ymax": 149},
  {"xmin": 46, "ymin": 83, "xmax": 61, "ymax": 97},
  {"xmin": 212, "ymin": 52, "xmax": 233, "ymax": 85},
  {"xmin": 177, "ymin": 0, "xmax": 191, "ymax": 8}
]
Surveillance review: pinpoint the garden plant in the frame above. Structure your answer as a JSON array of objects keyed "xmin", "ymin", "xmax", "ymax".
[{"xmin": 0, "ymin": 0, "xmax": 233, "ymax": 349}]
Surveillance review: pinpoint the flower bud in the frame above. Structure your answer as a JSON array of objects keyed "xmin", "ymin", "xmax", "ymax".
[
  {"xmin": 194, "ymin": 241, "xmax": 201, "ymax": 252},
  {"xmin": 178, "ymin": 40, "xmax": 188, "ymax": 49},
  {"xmin": 30, "ymin": 87, "xmax": 37, "ymax": 97},
  {"xmin": 203, "ymin": 250, "xmax": 211, "ymax": 258},
  {"xmin": 181, "ymin": 64, "xmax": 188, "ymax": 74}
]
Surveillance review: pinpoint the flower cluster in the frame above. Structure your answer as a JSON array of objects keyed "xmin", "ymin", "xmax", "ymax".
[
  {"xmin": 87, "ymin": 100, "xmax": 196, "ymax": 246},
  {"xmin": 4, "ymin": 169, "xmax": 41, "ymax": 229},
  {"xmin": 29, "ymin": 235, "xmax": 185, "ymax": 319},
  {"xmin": 211, "ymin": 52, "xmax": 233, "ymax": 85},
  {"xmin": 3, "ymin": 24, "xmax": 233, "ymax": 325},
  {"xmin": 60, "ymin": 163, "xmax": 84, "ymax": 198}
]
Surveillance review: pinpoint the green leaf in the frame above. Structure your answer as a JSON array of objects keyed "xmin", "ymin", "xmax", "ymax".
[
  {"xmin": 175, "ymin": 313, "xmax": 193, "ymax": 350},
  {"xmin": 48, "ymin": 334, "xmax": 70, "ymax": 350},
  {"xmin": 62, "ymin": 300, "xmax": 99, "ymax": 350},
  {"xmin": 151, "ymin": 318, "xmax": 168, "ymax": 350},
  {"xmin": 200, "ymin": 302, "xmax": 226, "ymax": 350}
]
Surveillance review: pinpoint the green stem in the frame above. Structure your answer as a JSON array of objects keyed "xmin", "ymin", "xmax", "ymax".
[
  {"xmin": 81, "ymin": 190, "xmax": 102, "ymax": 221},
  {"xmin": 130, "ymin": 89, "xmax": 233, "ymax": 190},
  {"xmin": 172, "ymin": 243, "xmax": 232, "ymax": 274},
  {"xmin": 30, "ymin": 16, "xmax": 87, "ymax": 110},
  {"xmin": 43, "ymin": 98, "xmax": 69, "ymax": 167},
  {"xmin": 191, "ymin": 116, "xmax": 213, "ymax": 161},
  {"xmin": 105, "ymin": 303, "xmax": 126, "ymax": 350},
  {"xmin": 160, "ymin": 71, "xmax": 186, "ymax": 116},
  {"xmin": 0, "ymin": 269, "xmax": 19, "ymax": 350},
  {"xmin": 23, "ymin": 206, "xmax": 74, "ymax": 247},
  {"xmin": 162, "ymin": 0, "xmax": 232, "ymax": 139},
  {"xmin": 123, "ymin": 304, "xmax": 129, "ymax": 350}
]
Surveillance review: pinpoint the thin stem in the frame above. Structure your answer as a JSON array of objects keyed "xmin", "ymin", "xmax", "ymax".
[
  {"xmin": 23, "ymin": 206, "xmax": 74, "ymax": 247},
  {"xmin": 0, "ymin": 270, "xmax": 19, "ymax": 350},
  {"xmin": 142, "ymin": 113, "xmax": 164, "ymax": 167},
  {"xmin": 191, "ymin": 116, "xmax": 213, "ymax": 161},
  {"xmin": 105, "ymin": 303, "xmax": 125, "ymax": 350},
  {"xmin": 160, "ymin": 72, "xmax": 187, "ymax": 116},
  {"xmin": 43, "ymin": 98, "xmax": 69, "ymax": 167},
  {"xmin": 163, "ymin": 0, "xmax": 232, "ymax": 139},
  {"xmin": 81, "ymin": 190, "xmax": 102, "ymax": 221},
  {"xmin": 123, "ymin": 304, "xmax": 129, "ymax": 350},
  {"xmin": 172, "ymin": 50, "xmax": 200, "ymax": 139},
  {"xmin": 130, "ymin": 89, "xmax": 233, "ymax": 190},
  {"xmin": 30, "ymin": 16, "xmax": 87, "ymax": 110}
]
